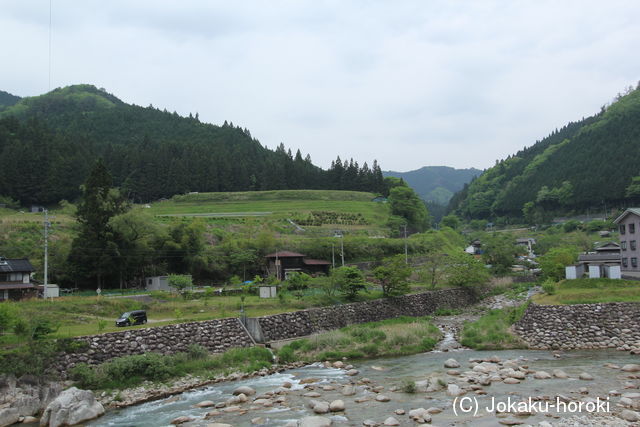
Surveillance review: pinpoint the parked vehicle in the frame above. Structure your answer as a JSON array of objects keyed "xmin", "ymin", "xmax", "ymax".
[{"xmin": 115, "ymin": 310, "xmax": 147, "ymax": 327}]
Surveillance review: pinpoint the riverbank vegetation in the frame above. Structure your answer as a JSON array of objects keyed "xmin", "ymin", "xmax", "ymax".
[
  {"xmin": 70, "ymin": 345, "xmax": 274, "ymax": 390},
  {"xmin": 533, "ymin": 278, "xmax": 640, "ymax": 304},
  {"xmin": 276, "ymin": 316, "xmax": 442, "ymax": 362},
  {"xmin": 460, "ymin": 304, "xmax": 529, "ymax": 350}
]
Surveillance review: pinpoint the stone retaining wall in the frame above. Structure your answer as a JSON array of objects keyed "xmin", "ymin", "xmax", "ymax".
[
  {"xmin": 514, "ymin": 302, "xmax": 640, "ymax": 351},
  {"xmin": 56, "ymin": 318, "xmax": 253, "ymax": 374},
  {"xmin": 55, "ymin": 288, "xmax": 475, "ymax": 374},
  {"xmin": 258, "ymin": 288, "xmax": 475, "ymax": 341}
]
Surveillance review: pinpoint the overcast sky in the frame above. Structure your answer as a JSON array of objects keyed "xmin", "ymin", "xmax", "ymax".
[{"xmin": 2, "ymin": 1, "xmax": 639, "ymax": 171}]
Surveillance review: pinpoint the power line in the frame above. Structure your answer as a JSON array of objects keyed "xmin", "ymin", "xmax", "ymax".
[{"xmin": 48, "ymin": 0, "xmax": 52, "ymax": 91}]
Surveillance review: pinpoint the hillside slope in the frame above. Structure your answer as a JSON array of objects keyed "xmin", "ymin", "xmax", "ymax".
[
  {"xmin": 449, "ymin": 85, "xmax": 640, "ymax": 219},
  {"xmin": 384, "ymin": 166, "xmax": 480, "ymax": 204},
  {"xmin": 0, "ymin": 90, "xmax": 20, "ymax": 110},
  {"xmin": 0, "ymin": 85, "xmax": 384, "ymax": 204}
]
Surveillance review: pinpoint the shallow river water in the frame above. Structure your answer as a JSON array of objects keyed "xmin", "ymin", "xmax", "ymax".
[{"xmin": 90, "ymin": 349, "xmax": 639, "ymax": 426}]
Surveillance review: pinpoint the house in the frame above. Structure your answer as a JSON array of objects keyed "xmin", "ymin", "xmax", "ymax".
[
  {"xmin": 464, "ymin": 240, "xmax": 483, "ymax": 255},
  {"xmin": 145, "ymin": 275, "xmax": 193, "ymax": 292},
  {"xmin": 565, "ymin": 242, "xmax": 621, "ymax": 280},
  {"xmin": 264, "ymin": 251, "xmax": 331, "ymax": 280},
  {"xmin": 614, "ymin": 208, "xmax": 640, "ymax": 276},
  {"xmin": 0, "ymin": 257, "xmax": 38, "ymax": 301}
]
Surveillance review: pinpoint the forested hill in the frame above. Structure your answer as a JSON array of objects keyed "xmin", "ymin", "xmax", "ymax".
[
  {"xmin": 448, "ymin": 84, "xmax": 640, "ymax": 221},
  {"xmin": 0, "ymin": 90, "xmax": 20, "ymax": 110},
  {"xmin": 0, "ymin": 85, "xmax": 384, "ymax": 204},
  {"xmin": 383, "ymin": 166, "xmax": 480, "ymax": 204}
]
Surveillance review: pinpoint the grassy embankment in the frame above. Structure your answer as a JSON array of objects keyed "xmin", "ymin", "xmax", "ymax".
[
  {"xmin": 460, "ymin": 304, "xmax": 529, "ymax": 350},
  {"xmin": 277, "ymin": 316, "xmax": 442, "ymax": 362},
  {"xmin": 533, "ymin": 278, "xmax": 640, "ymax": 304}
]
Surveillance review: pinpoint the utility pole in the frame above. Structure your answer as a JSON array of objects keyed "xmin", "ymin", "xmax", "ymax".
[
  {"xmin": 403, "ymin": 224, "xmax": 408, "ymax": 264},
  {"xmin": 43, "ymin": 209, "xmax": 52, "ymax": 300},
  {"xmin": 332, "ymin": 243, "xmax": 335, "ymax": 269},
  {"xmin": 340, "ymin": 234, "xmax": 344, "ymax": 267}
]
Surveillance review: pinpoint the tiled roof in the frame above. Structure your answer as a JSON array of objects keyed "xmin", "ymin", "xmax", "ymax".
[
  {"xmin": 265, "ymin": 251, "xmax": 306, "ymax": 258},
  {"xmin": 0, "ymin": 258, "xmax": 35, "ymax": 273},
  {"xmin": 303, "ymin": 259, "xmax": 332, "ymax": 265},
  {"xmin": 0, "ymin": 283, "xmax": 36, "ymax": 290}
]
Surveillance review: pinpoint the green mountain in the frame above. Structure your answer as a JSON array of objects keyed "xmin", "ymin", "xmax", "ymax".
[
  {"xmin": 384, "ymin": 166, "xmax": 480, "ymax": 204},
  {"xmin": 0, "ymin": 90, "xmax": 20, "ymax": 111},
  {"xmin": 448, "ymin": 85, "xmax": 640, "ymax": 220},
  {"xmin": 0, "ymin": 85, "xmax": 384, "ymax": 204}
]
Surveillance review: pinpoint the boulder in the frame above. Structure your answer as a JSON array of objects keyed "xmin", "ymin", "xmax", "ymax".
[
  {"xmin": 195, "ymin": 400, "xmax": 216, "ymax": 408},
  {"xmin": 341, "ymin": 385, "xmax": 356, "ymax": 396},
  {"xmin": 579, "ymin": 373, "xmax": 594, "ymax": 381},
  {"xmin": 447, "ymin": 384, "xmax": 464, "ymax": 397},
  {"xmin": 444, "ymin": 358, "xmax": 460, "ymax": 368},
  {"xmin": 39, "ymin": 387, "xmax": 104, "ymax": 427},
  {"xmin": 533, "ymin": 371, "xmax": 552, "ymax": 380},
  {"xmin": 620, "ymin": 410, "xmax": 640, "ymax": 422},
  {"xmin": 233, "ymin": 386, "xmax": 256, "ymax": 396},
  {"xmin": 345, "ymin": 369, "xmax": 359, "ymax": 376},
  {"xmin": 313, "ymin": 402, "xmax": 330, "ymax": 414},
  {"xmin": 622, "ymin": 364, "xmax": 640, "ymax": 373},
  {"xmin": 0, "ymin": 408, "xmax": 19, "ymax": 427},
  {"xmin": 375, "ymin": 395, "xmax": 390, "ymax": 402},
  {"xmin": 298, "ymin": 416, "xmax": 332, "ymax": 427},
  {"xmin": 383, "ymin": 417, "xmax": 400, "ymax": 426},
  {"xmin": 329, "ymin": 400, "xmax": 345, "ymax": 412},
  {"xmin": 171, "ymin": 416, "xmax": 194, "ymax": 425},
  {"xmin": 552, "ymin": 369, "xmax": 569, "ymax": 379}
]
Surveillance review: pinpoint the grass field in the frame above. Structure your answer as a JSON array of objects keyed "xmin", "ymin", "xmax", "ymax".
[
  {"xmin": 533, "ymin": 278, "xmax": 640, "ymax": 304},
  {"xmin": 0, "ymin": 288, "xmax": 387, "ymax": 346},
  {"xmin": 148, "ymin": 190, "xmax": 389, "ymax": 232}
]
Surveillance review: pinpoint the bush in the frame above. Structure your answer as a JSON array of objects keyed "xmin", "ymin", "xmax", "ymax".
[
  {"xmin": 542, "ymin": 280, "xmax": 556, "ymax": 295},
  {"xmin": 277, "ymin": 346, "xmax": 296, "ymax": 363},
  {"xmin": 401, "ymin": 379, "xmax": 416, "ymax": 393}
]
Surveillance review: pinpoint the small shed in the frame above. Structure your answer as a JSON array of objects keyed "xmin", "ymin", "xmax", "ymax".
[
  {"xmin": 42, "ymin": 284, "xmax": 59, "ymax": 298},
  {"xmin": 259, "ymin": 286, "xmax": 277, "ymax": 298},
  {"xmin": 146, "ymin": 276, "xmax": 171, "ymax": 292}
]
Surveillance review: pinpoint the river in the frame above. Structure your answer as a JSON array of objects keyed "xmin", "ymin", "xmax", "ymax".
[{"xmin": 89, "ymin": 348, "xmax": 639, "ymax": 426}]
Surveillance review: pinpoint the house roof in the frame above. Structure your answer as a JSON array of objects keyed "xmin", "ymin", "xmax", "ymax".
[
  {"xmin": 0, "ymin": 258, "xmax": 35, "ymax": 273},
  {"xmin": 265, "ymin": 251, "xmax": 306, "ymax": 258},
  {"xmin": 303, "ymin": 259, "xmax": 332, "ymax": 265},
  {"xmin": 578, "ymin": 253, "xmax": 621, "ymax": 262},
  {"xmin": 613, "ymin": 208, "xmax": 640, "ymax": 224},
  {"xmin": 0, "ymin": 283, "xmax": 36, "ymax": 290},
  {"xmin": 595, "ymin": 242, "xmax": 620, "ymax": 251}
]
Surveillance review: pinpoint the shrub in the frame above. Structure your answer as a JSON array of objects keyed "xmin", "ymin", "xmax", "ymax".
[
  {"xmin": 542, "ymin": 280, "xmax": 556, "ymax": 295},
  {"xmin": 401, "ymin": 379, "xmax": 416, "ymax": 393}
]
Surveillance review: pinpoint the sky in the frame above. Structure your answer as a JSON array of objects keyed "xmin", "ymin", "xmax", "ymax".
[{"xmin": 2, "ymin": 1, "xmax": 640, "ymax": 172}]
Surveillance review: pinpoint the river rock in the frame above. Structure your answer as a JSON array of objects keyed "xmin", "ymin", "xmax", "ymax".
[
  {"xmin": 313, "ymin": 402, "xmax": 330, "ymax": 414},
  {"xmin": 329, "ymin": 400, "xmax": 345, "ymax": 412},
  {"xmin": 345, "ymin": 369, "xmax": 360, "ymax": 376},
  {"xmin": 498, "ymin": 418, "xmax": 523, "ymax": 425},
  {"xmin": 503, "ymin": 378, "xmax": 520, "ymax": 384},
  {"xmin": 23, "ymin": 416, "xmax": 39, "ymax": 424},
  {"xmin": 206, "ymin": 424, "xmax": 233, "ymax": 427},
  {"xmin": 426, "ymin": 406, "xmax": 443, "ymax": 414},
  {"xmin": 333, "ymin": 361, "xmax": 345, "ymax": 369},
  {"xmin": 304, "ymin": 391, "xmax": 321, "ymax": 398},
  {"xmin": 622, "ymin": 364, "xmax": 640, "ymax": 373},
  {"xmin": 376, "ymin": 395, "xmax": 390, "ymax": 402},
  {"xmin": 0, "ymin": 408, "xmax": 19, "ymax": 427},
  {"xmin": 533, "ymin": 371, "xmax": 552, "ymax": 379},
  {"xmin": 579, "ymin": 373, "xmax": 594, "ymax": 380},
  {"xmin": 383, "ymin": 417, "xmax": 400, "ymax": 426},
  {"xmin": 362, "ymin": 420, "xmax": 378, "ymax": 427},
  {"xmin": 622, "ymin": 392, "xmax": 640, "ymax": 399},
  {"xmin": 298, "ymin": 416, "xmax": 332, "ymax": 427},
  {"xmin": 394, "ymin": 409, "xmax": 405, "ymax": 415},
  {"xmin": 233, "ymin": 386, "xmax": 256, "ymax": 396},
  {"xmin": 195, "ymin": 400, "xmax": 216, "ymax": 408},
  {"xmin": 619, "ymin": 397, "xmax": 633, "ymax": 407},
  {"xmin": 552, "ymin": 369, "xmax": 569, "ymax": 379},
  {"xmin": 620, "ymin": 410, "xmax": 640, "ymax": 422},
  {"xmin": 39, "ymin": 387, "xmax": 104, "ymax": 427},
  {"xmin": 444, "ymin": 358, "xmax": 460, "ymax": 368},
  {"xmin": 341, "ymin": 385, "xmax": 356, "ymax": 396},
  {"xmin": 171, "ymin": 416, "xmax": 194, "ymax": 425},
  {"xmin": 447, "ymin": 384, "xmax": 463, "ymax": 397}
]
